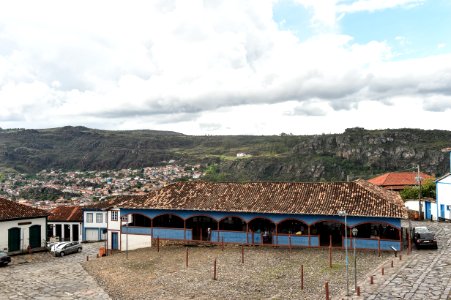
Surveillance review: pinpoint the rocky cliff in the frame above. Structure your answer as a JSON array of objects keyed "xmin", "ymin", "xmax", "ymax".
[{"xmin": 0, "ymin": 126, "xmax": 449, "ymax": 181}]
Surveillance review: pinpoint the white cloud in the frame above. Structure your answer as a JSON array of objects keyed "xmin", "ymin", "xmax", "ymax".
[
  {"xmin": 337, "ymin": 0, "xmax": 425, "ymax": 14},
  {"xmin": 0, "ymin": 0, "xmax": 450, "ymax": 135}
]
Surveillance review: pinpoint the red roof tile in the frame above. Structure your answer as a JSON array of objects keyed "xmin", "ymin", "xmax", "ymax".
[
  {"xmin": 112, "ymin": 180, "xmax": 407, "ymax": 219},
  {"xmin": 48, "ymin": 206, "xmax": 83, "ymax": 222},
  {"xmin": 0, "ymin": 197, "xmax": 49, "ymax": 221},
  {"xmin": 368, "ymin": 172, "xmax": 434, "ymax": 190}
]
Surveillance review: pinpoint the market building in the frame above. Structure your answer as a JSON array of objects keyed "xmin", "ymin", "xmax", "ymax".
[{"xmin": 104, "ymin": 180, "xmax": 407, "ymax": 252}]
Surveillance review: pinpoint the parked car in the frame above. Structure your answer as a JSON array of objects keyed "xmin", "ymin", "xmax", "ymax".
[
  {"xmin": 52, "ymin": 242, "xmax": 82, "ymax": 257},
  {"xmin": 47, "ymin": 241, "xmax": 65, "ymax": 251},
  {"xmin": 412, "ymin": 226, "xmax": 438, "ymax": 249},
  {"xmin": 0, "ymin": 251, "xmax": 11, "ymax": 266}
]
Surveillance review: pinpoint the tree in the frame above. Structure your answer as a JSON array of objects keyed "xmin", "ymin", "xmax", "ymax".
[{"xmin": 400, "ymin": 178, "xmax": 436, "ymax": 200}]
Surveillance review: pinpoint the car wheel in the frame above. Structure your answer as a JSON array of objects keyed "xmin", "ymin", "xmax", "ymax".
[
  {"xmin": 60, "ymin": 252, "xmax": 65, "ymax": 257},
  {"xmin": 77, "ymin": 248, "xmax": 82, "ymax": 253}
]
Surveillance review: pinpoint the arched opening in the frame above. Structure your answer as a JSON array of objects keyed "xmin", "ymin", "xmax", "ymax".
[
  {"xmin": 153, "ymin": 214, "xmax": 184, "ymax": 228},
  {"xmin": 248, "ymin": 217, "xmax": 276, "ymax": 244},
  {"xmin": 219, "ymin": 216, "xmax": 246, "ymax": 231},
  {"xmin": 129, "ymin": 214, "xmax": 152, "ymax": 227},
  {"xmin": 354, "ymin": 223, "xmax": 400, "ymax": 240},
  {"xmin": 311, "ymin": 221, "xmax": 346, "ymax": 247},
  {"xmin": 277, "ymin": 219, "xmax": 307, "ymax": 235},
  {"xmin": 186, "ymin": 216, "xmax": 218, "ymax": 241}
]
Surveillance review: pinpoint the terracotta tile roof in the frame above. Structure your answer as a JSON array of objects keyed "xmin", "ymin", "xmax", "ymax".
[
  {"xmin": 84, "ymin": 194, "xmax": 153, "ymax": 210},
  {"xmin": 48, "ymin": 206, "xmax": 83, "ymax": 222},
  {"xmin": 368, "ymin": 172, "xmax": 434, "ymax": 190},
  {"xmin": 114, "ymin": 180, "xmax": 407, "ymax": 219},
  {"xmin": 0, "ymin": 197, "xmax": 49, "ymax": 221}
]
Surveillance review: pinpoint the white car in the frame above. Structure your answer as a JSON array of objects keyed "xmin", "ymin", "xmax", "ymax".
[{"xmin": 52, "ymin": 242, "xmax": 82, "ymax": 257}]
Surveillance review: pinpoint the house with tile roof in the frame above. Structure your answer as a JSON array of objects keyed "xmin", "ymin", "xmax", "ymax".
[
  {"xmin": 48, "ymin": 206, "xmax": 82, "ymax": 242},
  {"xmin": 369, "ymin": 171, "xmax": 436, "ymax": 220},
  {"xmin": 104, "ymin": 180, "xmax": 407, "ymax": 252},
  {"xmin": 0, "ymin": 197, "xmax": 49, "ymax": 254},
  {"xmin": 368, "ymin": 171, "xmax": 434, "ymax": 191}
]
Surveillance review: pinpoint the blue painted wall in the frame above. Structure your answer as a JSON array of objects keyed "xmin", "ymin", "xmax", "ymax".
[{"xmin": 119, "ymin": 208, "xmax": 401, "ymax": 228}]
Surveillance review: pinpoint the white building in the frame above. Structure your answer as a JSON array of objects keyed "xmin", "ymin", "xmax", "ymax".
[
  {"xmin": 107, "ymin": 208, "xmax": 151, "ymax": 251},
  {"xmin": 47, "ymin": 206, "xmax": 82, "ymax": 242},
  {"xmin": 436, "ymin": 173, "xmax": 451, "ymax": 220},
  {"xmin": 82, "ymin": 209, "xmax": 108, "ymax": 242},
  {"xmin": 0, "ymin": 197, "xmax": 48, "ymax": 254}
]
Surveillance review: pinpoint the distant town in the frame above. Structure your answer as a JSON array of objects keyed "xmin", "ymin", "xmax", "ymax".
[{"xmin": 0, "ymin": 163, "xmax": 203, "ymax": 209}]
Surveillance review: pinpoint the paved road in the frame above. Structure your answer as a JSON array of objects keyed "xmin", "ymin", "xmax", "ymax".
[
  {"xmin": 342, "ymin": 221, "xmax": 451, "ymax": 300},
  {"xmin": 0, "ymin": 242, "xmax": 110, "ymax": 300}
]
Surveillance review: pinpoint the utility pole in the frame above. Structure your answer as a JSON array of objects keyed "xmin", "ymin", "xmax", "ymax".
[{"xmin": 416, "ymin": 165, "xmax": 423, "ymax": 220}]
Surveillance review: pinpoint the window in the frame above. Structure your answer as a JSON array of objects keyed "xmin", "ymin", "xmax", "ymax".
[
  {"xmin": 96, "ymin": 213, "xmax": 103, "ymax": 223},
  {"xmin": 111, "ymin": 211, "xmax": 118, "ymax": 221},
  {"xmin": 86, "ymin": 213, "xmax": 93, "ymax": 223}
]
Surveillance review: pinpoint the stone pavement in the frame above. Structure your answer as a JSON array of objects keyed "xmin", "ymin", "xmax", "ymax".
[
  {"xmin": 337, "ymin": 221, "xmax": 451, "ymax": 300},
  {"xmin": 0, "ymin": 242, "xmax": 110, "ymax": 300}
]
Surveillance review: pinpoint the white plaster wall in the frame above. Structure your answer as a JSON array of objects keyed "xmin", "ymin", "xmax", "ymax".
[
  {"xmin": 83, "ymin": 211, "xmax": 107, "ymax": 229},
  {"xmin": 107, "ymin": 209, "xmax": 121, "ymax": 250},
  {"xmin": 404, "ymin": 201, "xmax": 438, "ymax": 220},
  {"xmin": 0, "ymin": 217, "xmax": 47, "ymax": 252},
  {"xmin": 405, "ymin": 201, "xmax": 419, "ymax": 211},
  {"xmin": 120, "ymin": 234, "xmax": 152, "ymax": 251},
  {"xmin": 437, "ymin": 176, "xmax": 451, "ymax": 219}
]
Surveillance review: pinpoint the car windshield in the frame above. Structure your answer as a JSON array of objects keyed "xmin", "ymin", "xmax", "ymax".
[{"xmin": 415, "ymin": 227, "xmax": 430, "ymax": 233}]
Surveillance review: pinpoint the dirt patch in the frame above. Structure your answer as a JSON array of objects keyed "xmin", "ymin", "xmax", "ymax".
[{"xmin": 83, "ymin": 244, "xmax": 392, "ymax": 299}]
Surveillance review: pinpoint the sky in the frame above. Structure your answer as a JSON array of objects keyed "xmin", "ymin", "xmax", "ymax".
[{"xmin": 1, "ymin": 0, "xmax": 451, "ymax": 135}]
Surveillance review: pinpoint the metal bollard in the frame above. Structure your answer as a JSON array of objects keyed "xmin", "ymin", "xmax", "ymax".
[
  {"xmin": 301, "ymin": 265, "xmax": 304, "ymax": 290},
  {"xmin": 356, "ymin": 286, "xmax": 360, "ymax": 296},
  {"xmin": 186, "ymin": 248, "xmax": 189, "ymax": 268},
  {"xmin": 381, "ymin": 267, "xmax": 384, "ymax": 275},
  {"xmin": 391, "ymin": 260, "xmax": 394, "ymax": 268},
  {"xmin": 325, "ymin": 282, "xmax": 329, "ymax": 300},
  {"xmin": 213, "ymin": 258, "xmax": 217, "ymax": 280},
  {"xmin": 370, "ymin": 275, "xmax": 374, "ymax": 284},
  {"xmin": 399, "ymin": 254, "xmax": 402, "ymax": 261},
  {"xmin": 86, "ymin": 255, "xmax": 89, "ymax": 261},
  {"xmin": 241, "ymin": 244, "xmax": 244, "ymax": 264}
]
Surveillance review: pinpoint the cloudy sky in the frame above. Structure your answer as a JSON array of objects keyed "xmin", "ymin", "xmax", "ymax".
[{"xmin": 1, "ymin": 0, "xmax": 451, "ymax": 135}]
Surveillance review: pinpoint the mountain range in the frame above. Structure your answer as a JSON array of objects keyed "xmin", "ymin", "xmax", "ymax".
[{"xmin": 1, "ymin": 126, "xmax": 450, "ymax": 181}]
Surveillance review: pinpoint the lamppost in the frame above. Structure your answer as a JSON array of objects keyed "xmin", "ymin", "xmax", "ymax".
[
  {"xmin": 338, "ymin": 210, "xmax": 349, "ymax": 296},
  {"xmin": 352, "ymin": 227, "xmax": 358, "ymax": 293}
]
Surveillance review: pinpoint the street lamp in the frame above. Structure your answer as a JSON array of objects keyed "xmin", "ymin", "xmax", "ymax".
[
  {"xmin": 338, "ymin": 210, "xmax": 349, "ymax": 296},
  {"xmin": 352, "ymin": 227, "xmax": 358, "ymax": 293}
]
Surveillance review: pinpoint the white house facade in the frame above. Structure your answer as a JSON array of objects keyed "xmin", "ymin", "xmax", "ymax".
[
  {"xmin": 436, "ymin": 174, "xmax": 451, "ymax": 220},
  {"xmin": 107, "ymin": 208, "xmax": 151, "ymax": 251},
  {"xmin": 82, "ymin": 210, "xmax": 108, "ymax": 241},
  {"xmin": 0, "ymin": 197, "xmax": 48, "ymax": 254}
]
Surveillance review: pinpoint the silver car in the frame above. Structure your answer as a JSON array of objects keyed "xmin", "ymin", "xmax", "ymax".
[{"xmin": 53, "ymin": 242, "xmax": 82, "ymax": 257}]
